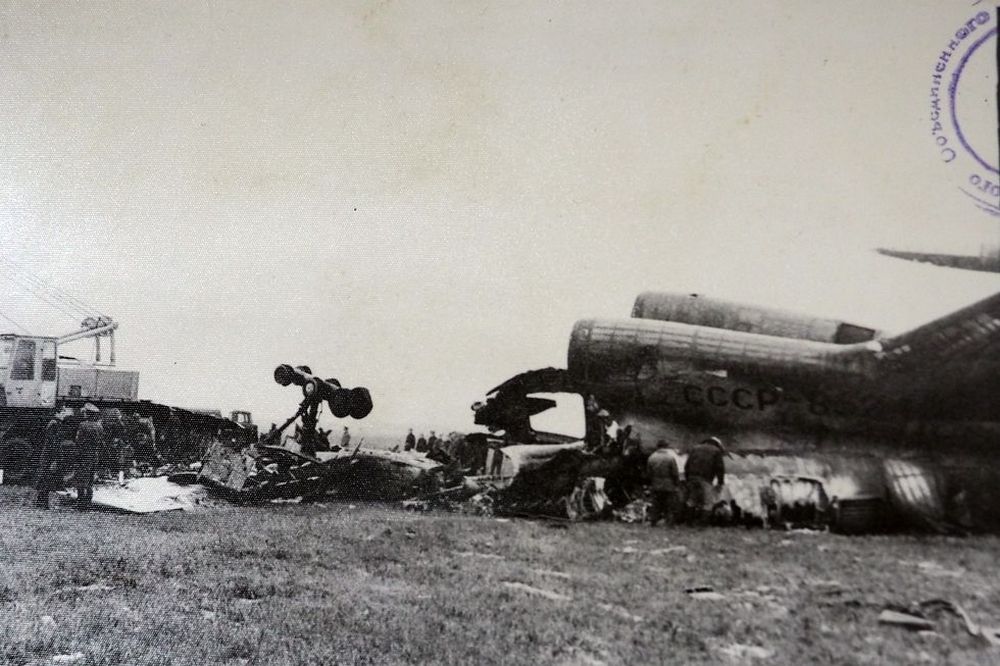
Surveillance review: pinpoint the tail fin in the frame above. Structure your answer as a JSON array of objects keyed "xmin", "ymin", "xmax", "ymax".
[{"xmin": 874, "ymin": 291, "xmax": 1000, "ymax": 373}]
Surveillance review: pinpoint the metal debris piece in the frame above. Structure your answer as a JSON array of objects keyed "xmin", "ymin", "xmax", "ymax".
[
  {"xmin": 82, "ymin": 476, "xmax": 205, "ymax": 513},
  {"xmin": 598, "ymin": 603, "xmax": 643, "ymax": 623},
  {"xmin": 686, "ymin": 586, "xmax": 726, "ymax": 601},
  {"xmin": 878, "ymin": 610, "xmax": 935, "ymax": 631},
  {"xmin": 532, "ymin": 569, "xmax": 572, "ymax": 580},
  {"xmin": 915, "ymin": 561, "xmax": 965, "ymax": 578},
  {"xmin": 199, "ymin": 444, "xmax": 335, "ymax": 502},
  {"xmin": 920, "ymin": 599, "xmax": 1000, "ymax": 647},
  {"xmin": 319, "ymin": 448, "xmax": 444, "ymax": 501},
  {"xmin": 501, "ymin": 581, "xmax": 571, "ymax": 602},
  {"xmin": 454, "ymin": 551, "xmax": 504, "ymax": 561},
  {"xmin": 566, "ymin": 477, "xmax": 611, "ymax": 521},
  {"xmin": 716, "ymin": 644, "xmax": 775, "ymax": 661}
]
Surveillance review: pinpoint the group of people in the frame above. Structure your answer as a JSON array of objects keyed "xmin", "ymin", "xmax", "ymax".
[
  {"xmin": 271, "ymin": 423, "xmax": 353, "ymax": 456},
  {"xmin": 32, "ymin": 403, "xmax": 226, "ymax": 510},
  {"xmin": 399, "ymin": 429, "xmax": 486, "ymax": 469},
  {"xmin": 646, "ymin": 436, "xmax": 727, "ymax": 526},
  {"xmin": 584, "ymin": 395, "xmax": 644, "ymax": 457},
  {"xmin": 402, "ymin": 429, "xmax": 448, "ymax": 461},
  {"xmin": 34, "ymin": 402, "xmax": 109, "ymax": 509}
]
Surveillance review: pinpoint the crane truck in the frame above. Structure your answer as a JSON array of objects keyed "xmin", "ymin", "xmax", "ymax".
[{"xmin": 0, "ymin": 316, "xmax": 253, "ymax": 481}]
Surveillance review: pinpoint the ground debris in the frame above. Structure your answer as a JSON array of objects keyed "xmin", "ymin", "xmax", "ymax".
[
  {"xmin": 502, "ymin": 581, "xmax": 571, "ymax": 602},
  {"xmin": 51, "ymin": 654, "xmax": 86, "ymax": 664},
  {"xmin": 598, "ymin": 602, "xmax": 643, "ymax": 623},
  {"xmin": 878, "ymin": 609, "xmax": 936, "ymax": 631},
  {"xmin": 685, "ymin": 586, "xmax": 725, "ymax": 601},
  {"xmin": 532, "ymin": 568, "xmax": 572, "ymax": 580},
  {"xmin": 613, "ymin": 545, "xmax": 686, "ymax": 556},
  {"xmin": 914, "ymin": 560, "xmax": 966, "ymax": 578},
  {"xmin": 199, "ymin": 444, "xmax": 335, "ymax": 502},
  {"xmin": 58, "ymin": 476, "xmax": 206, "ymax": 514},
  {"xmin": 878, "ymin": 599, "xmax": 1000, "ymax": 647},
  {"xmin": 715, "ymin": 643, "xmax": 774, "ymax": 661},
  {"xmin": 455, "ymin": 551, "xmax": 504, "ymax": 560},
  {"xmin": 71, "ymin": 584, "xmax": 114, "ymax": 593}
]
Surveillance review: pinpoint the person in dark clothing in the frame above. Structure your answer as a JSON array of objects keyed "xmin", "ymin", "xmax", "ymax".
[
  {"xmin": 415, "ymin": 433, "xmax": 428, "ymax": 453},
  {"xmin": 608, "ymin": 424, "xmax": 631, "ymax": 457},
  {"xmin": 75, "ymin": 403, "xmax": 105, "ymax": 509},
  {"xmin": 683, "ymin": 436, "xmax": 726, "ymax": 523},
  {"xmin": 404, "ymin": 429, "xmax": 416, "ymax": 451},
  {"xmin": 488, "ymin": 439, "xmax": 505, "ymax": 476},
  {"xmin": 584, "ymin": 394, "xmax": 601, "ymax": 451},
  {"xmin": 35, "ymin": 407, "xmax": 73, "ymax": 509},
  {"xmin": 647, "ymin": 439, "xmax": 681, "ymax": 526},
  {"xmin": 299, "ymin": 411, "xmax": 319, "ymax": 458},
  {"xmin": 316, "ymin": 428, "xmax": 332, "ymax": 452}
]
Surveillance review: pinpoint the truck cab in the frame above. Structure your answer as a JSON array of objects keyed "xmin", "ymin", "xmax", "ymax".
[{"xmin": 0, "ymin": 334, "xmax": 57, "ymax": 408}]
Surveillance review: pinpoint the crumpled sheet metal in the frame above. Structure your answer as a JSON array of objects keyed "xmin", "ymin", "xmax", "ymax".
[
  {"xmin": 881, "ymin": 599, "xmax": 1000, "ymax": 647},
  {"xmin": 60, "ymin": 477, "xmax": 207, "ymax": 513},
  {"xmin": 198, "ymin": 444, "xmax": 334, "ymax": 502},
  {"xmin": 566, "ymin": 477, "xmax": 610, "ymax": 521},
  {"xmin": 319, "ymin": 448, "xmax": 444, "ymax": 500}
]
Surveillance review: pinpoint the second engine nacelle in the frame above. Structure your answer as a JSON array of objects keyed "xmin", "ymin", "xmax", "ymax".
[{"xmin": 631, "ymin": 292, "xmax": 880, "ymax": 344}]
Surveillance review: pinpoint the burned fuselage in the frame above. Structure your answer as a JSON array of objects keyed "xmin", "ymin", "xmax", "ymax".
[{"xmin": 477, "ymin": 291, "xmax": 1000, "ymax": 533}]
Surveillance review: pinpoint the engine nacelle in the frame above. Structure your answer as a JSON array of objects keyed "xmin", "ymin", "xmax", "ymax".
[{"xmin": 631, "ymin": 292, "xmax": 879, "ymax": 344}]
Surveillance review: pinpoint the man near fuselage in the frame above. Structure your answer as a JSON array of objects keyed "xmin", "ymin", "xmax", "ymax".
[
  {"xmin": 647, "ymin": 440, "xmax": 681, "ymax": 526},
  {"xmin": 684, "ymin": 436, "xmax": 726, "ymax": 523}
]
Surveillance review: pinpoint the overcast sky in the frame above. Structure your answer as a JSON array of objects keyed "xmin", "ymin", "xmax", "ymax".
[{"xmin": 0, "ymin": 1, "xmax": 996, "ymax": 437}]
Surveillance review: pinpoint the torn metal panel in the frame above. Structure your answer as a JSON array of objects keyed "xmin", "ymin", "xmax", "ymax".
[
  {"xmin": 318, "ymin": 448, "xmax": 444, "ymax": 501},
  {"xmin": 58, "ymin": 477, "xmax": 207, "ymax": 513},
  {"xmin": 198, "ymin": 444, "xmax": 335, "ymax": 502}
]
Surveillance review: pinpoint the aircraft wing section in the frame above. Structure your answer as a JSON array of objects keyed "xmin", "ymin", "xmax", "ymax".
[{"xmin": 876, "ymin": 248, "xmax": 1000, "ymax": 273}]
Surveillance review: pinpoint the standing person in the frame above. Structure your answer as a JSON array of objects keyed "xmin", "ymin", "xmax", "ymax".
[
  {"xmin": 300, "ymin": 411, "xmax": 319, "ymax": 458},
  {"xmin": 683, "ymin": 436, "xmax": 727, "ymax": 523},
  {"xmin": 602, "ymin": 413, "xmax": 620, "ymax": 452},
  {"xmin": 75, "ymin": 403, "xmax": 105, "ymax": 509},
  {"xmin": 647, "ymin": 440, "xmax": 681, "ymax": 526},
  {"xmin": 488, "ymin": 439, "xmax": 505, "ymax": 477},
  {"xmin": 404, "ymin": 428, "xmax": 416, "ymax": 451},
  {"xmin": 35, "ymin": 407, "xmax": 73, "ymax": 509},
  {"xmin": 340, "ymin": 427, "xmax": 351, "ymax": 450},
  {"xmin": 584, "ymin": 394, "xmax": 601, "ymax": 451},
  {"xmin": 427, "ymin": 431, "xmax": 439, "ymax": 453},
  {"xmin": 610, "ymin": 424, "xmax": 632, "ymax": 457},
  {"xmin": 416, "ymin": 433, "xmax": 428, "ymax": 452}
]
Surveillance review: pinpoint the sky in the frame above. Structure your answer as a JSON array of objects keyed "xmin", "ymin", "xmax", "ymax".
[{"xmin": 0, "ymin": 1, "xmax": 997, "ymax": 438}]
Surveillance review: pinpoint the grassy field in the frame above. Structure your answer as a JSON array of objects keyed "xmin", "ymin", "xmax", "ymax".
[{"xmin": 1, "ymin": 486, "xmax": 999, "ymax": 665}]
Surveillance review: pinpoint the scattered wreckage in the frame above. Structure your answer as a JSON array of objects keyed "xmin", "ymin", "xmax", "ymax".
[{"xmin": 462, "ymin": 286, "xmax": 1000, "ymax": 534}]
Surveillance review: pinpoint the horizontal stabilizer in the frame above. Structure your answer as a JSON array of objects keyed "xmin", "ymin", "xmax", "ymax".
[{"xmin": 876, "ymin": 248, "xmax": 1000, "ymax": 273}]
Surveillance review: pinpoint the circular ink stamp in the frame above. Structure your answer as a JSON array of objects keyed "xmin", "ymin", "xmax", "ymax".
[{"xmin": 929, "ymin": 10, "xmax": 998, "ymax": 216}]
